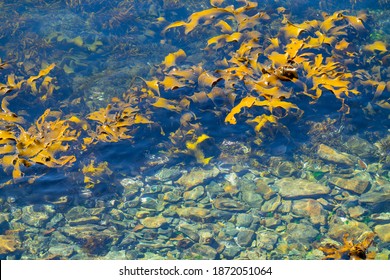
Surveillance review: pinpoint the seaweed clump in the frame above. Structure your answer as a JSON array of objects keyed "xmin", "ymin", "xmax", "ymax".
[{"xmin": 319, "ymin": 232, "xmax": 376, "ymax": 260}]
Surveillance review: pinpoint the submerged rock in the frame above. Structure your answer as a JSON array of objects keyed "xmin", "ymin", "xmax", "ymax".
[
  {"xmin": 141, "ymin": 216, "xmax": 167, "ymax": 229},
  {"xmin": 359, "ymin": 184, "xmax": 390, "ymax": 204},
  {"xmin": 183, "ymin": 186, "xmax": 205, "ymax": 201},
  {"xmin": 176, "ymin": 167, "xmax": 220, "ymax": 190},
  {"xmin": 150, "ymin": 166, "xmax": 182, "ymax": 182},
  {"xmin": 65, "ymin": 206, "xmax": 103, "ymax": 226},
  {"xmin": 374, "ymin": 224, "xmax": 390, "ymax": 242},
  {"xmin": 317, "ymin": 144, "xmax": 355, "ymax": 166},
  {"xmin": 292, "ymin": 199, "xmax": 327, "ymax": 225},
  {"xmin": 236, "ymin": 214, "xmax": 254, "ymax": 228},
  {"xmin": 178, "ymin": 223, "xmax": 200, "ymax": 242},
  {"xmin": 236, "ymin": 229, "xmax": 255, "ymax": 247},
  {"xmin": 284, "ymin": 222, "xmax": 319, "ymax": 245},
  {"xmin": 261, "ymin": 195, "xmax": 281, "ymax": 213},
  {"xmin": 256, "ymin": 230, "xmax": 279, "ymax": 251},
  {"xmin": 121, "ymin": 178, "xmax": 143, "ymax": 199},
  {"xmin": 329, "ymin": 176, "xmax": 369, "ymax": 194},
  {"xmin": 328, "ymin": 217, "xmax": 371, "ymax": 240},
  {"xmin": 21, "ymin": 205, "xmax": 55, "ymax": 228},
  {"xmin": 371, "ymin": 212, "xmax": 390, "ymax": 222},
  {"xmin": 344, "ymin": 136, "xmax": 377, "ymax": 158},
  {"xmin": 187, "ymin": 244, "xmax": 217, "ymax": 259},
  {"xmin": 176, "ymin": 207, "xmax": 210, "ymax": 220},
  {"xmin": 47, "ymin": 243, "xmax": 75, "ymax": 258},
  {"xmin": 212, "ymin": 198, "xmax": 248, "ymax": 211},
  {"xmin": 275, "ymin": 177, "xmax": 330, "ymax": 198},
  {"xmin": 221, "ymin": 245, "xmax": 241, "ymax": 259},
  {"xmin": 348, "ymin": 206, "xmax": 366, "ymax": 219}
]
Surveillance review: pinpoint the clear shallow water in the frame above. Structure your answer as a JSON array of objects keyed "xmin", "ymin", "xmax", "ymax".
[{"xmin": 0, "ymin": 0, "xmax": 389, "ymax": 259}]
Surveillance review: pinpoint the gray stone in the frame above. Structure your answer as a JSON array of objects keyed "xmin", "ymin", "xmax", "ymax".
[
  {"xmin": 261, "ymin": 195, "xmax": 281, "ymax": 212},
  {"xmin": 188, "ymin": 244, "xmax": 217, "ymax": 259},
  {"xmin": 292, "ymin": 199, "xmax": 327, "ymax": 225},
  {"xmin": 242, "ymin": 191, "xmax": 264, "ymax": 208},
  {"xmin": 236, "ymin": 229, "xmax": 255, "ymax": 247},
  {"xmin": 360, "ymin": 184, "xmax": 390, "ymax": 204},
  {"xmin": 212, "ymin": 198, "xmax": 248, "ymax": 211},
  {"xmin": 344, "ymin": 136, "xmax": 377, "ymax": 158},
  {"xmin": 317, "ymin": 144, "xmax": 355, "ymax": 166},
  {"xmin": 176, "ymin": 167, "xmax": 220, "ymax": 190},
  {"xmin": 256, "ymin": 230, "xmax": 279, "ymax": 251},
  {"xmin": 236, "ymin": 214, "xmax": 253, "ymax": 228},
  {"xmin": 21, "ymin": 205, "xmax": 55, "ymax": 228},
  {"xmin": 178, "ymin": 223, "xmax": 200, "ymax": 242},
  {"xmin": 222, "ymin": 245, "xmax": 241, "ymax": 259},
  {"xmin": 48, "ymin": 243, "xmax": 75, "ymax": 258},
  {"xmin": 329, "ymin": 177, "xmax": 369, "ymax": 194},
  {"xmin": 151, "ymin": 166, "xmax": 182, "ymax": 182},
  {"xmin": 103, "ymin": 250, "xmax": 127, "ymax": 260},
  {"xmin": 284, "ymin": 222, "xmax": 319, "ymax": 244},
  {"xmin": 46, "ymin": 213, "xmax": 64, "ymax": 229},
  {"xmin": 183, "ymin": 186, "xmax": 205, "ymax": 201},
  {"xmin": 275, "ymin": 177, "xmax": 330, "ymax": 198},
  {"xmin": 328, "ymin": 217, "xmax": 371, "ymax": 240},
  {"xmin": 121, "ymin": 178, "xmax": 143, "ymax": 198},
  {"xmin": 374, "ymin": 224, "xmax": 390, "ymax": 242}
]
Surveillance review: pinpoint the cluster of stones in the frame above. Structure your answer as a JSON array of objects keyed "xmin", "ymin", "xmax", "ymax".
[{"xmin": 1, "ymin": 136, "xmax": 390, "ymax": 259}]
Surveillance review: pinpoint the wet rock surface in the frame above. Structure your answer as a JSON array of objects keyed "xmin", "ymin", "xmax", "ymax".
[
  {"xmin": 329, "ymin": 176, "xmax": 369, "ymax": 194},
  {"xmin": 317, "ymin": 144, "xmax": 355, "ymax": 166},
  {"xmin": 2, "ymin": 136, "xmax": 389, "ymax": 260},
  {"xmin": 275, "ymin": 177, "xmax": 330, "ymax": 198},
  {"xmin": 374, "ymin": 224, "xmax": 390, "ymax": 242},
  {"xmin": 292, "ymin": 199, "xmax": 327, "ymax": 225},
  {"xmin": 176, "ymin": 167, "xmax": 220, "ymax": 189}
]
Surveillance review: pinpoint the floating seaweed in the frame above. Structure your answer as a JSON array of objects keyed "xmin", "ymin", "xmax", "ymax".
[
  {"xmin": 86, "ymin": 101, "xmax": 153, "ymax": 144},
  {"xmin": 319, "ymin": 232, "xmax": 376, "ymax": 260},
  {"xmin": 0, "ymin": 233, "xmax": 21, "ymax": 255},
  {"xmin": 81, "ymin": 159, "xmax": 113, "ymax": 189},
  {"xmin": 0, "ymin": 109, "xmax": 78, "ymax": 183},
  {"xmin": 0, "ymin": 0, "xmax": 389, "ymax": 189}
]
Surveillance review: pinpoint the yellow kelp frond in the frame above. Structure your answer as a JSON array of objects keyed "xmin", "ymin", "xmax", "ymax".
[
  {"xmin": 214, "ymin": 19, "xmax": 233, "ymax": 33},
  {"xmin": 186, "ymin": 134, "xmax": 210, "ymax": 150},
  {"xmin": 363, "ymin": 41, "xmax": 387, "ymax": 53},
  {"xmin": 246, "ymin": 114, "xmax": 277, "ymax": 133},
  {"xmin": 185, "ymin": 134, "xmax": 213, "ymax": 165},
  {"xmin": 162, "ymin": 49, "xmax": 186, "ymax": 69},
  {"xmin": 87, "ymin": 103, "xmax": 153, "ymax": 143},
  {"xmin": 26, "ymin": 63, "xmax": 56, "ymax": 85},
  {"xmin": 320, "ymin": 11, "xmax": 345, "ymax": 33},
  {"xmin": 319, "ymin": 232, "xmax": 375, "ymax": 260},
  {"xmin": 335, "ymin": 38, "xmax": 350, "ymax": 51},
  {"xmin": 343, "ymin": 15, "xmax": 365, "ymax": 32},
  {"xmin": 207, "ymin": 32, "xmax": 243, "ymax": 49},
  {"xmin": 164, "ymin": 7, "xmax": 231, "ymax": 35},
  {"xmin": 81, "ymin": 159, "xmax": 113, "ymax": 189},
  {"xmin": 151, "ymin": 97, "xmax": 182, "ymax": 113},
  {"xmin": 281, "ymin": 21, "xmax": 308, "ymax": 39},
  {"xmin": 0, "ymin": 110, "xmax": 78, "ymax": 181},
  {"xmin": 225, "ymin": 96, "xmax": 298, "ymax": 126},
  {"xmin": 160, "ymin": 76, "xmax": 187, "ymax": 91},
  {"xmin": 197, "ymin": 71, "xmax": 223, "ymax": 88},
  {"xmin": 141, "ymin": 78, "xmax": 160, "ymax": 96},
  {"xmin": 1, "ymin": 94, "xmax": 25, "ymax": 124},
  {"xmin": 1, "ymin": 74, "xmax": 24, "ymax": 95},
  {"xmin": 225, "ymin": 96, "xmax": 257, "ymax": 125}
]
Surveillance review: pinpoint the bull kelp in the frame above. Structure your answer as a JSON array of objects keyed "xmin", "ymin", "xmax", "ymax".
[{"xmin": 0, "ymin": 0, "xmax": 389, "ymax": 260}]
